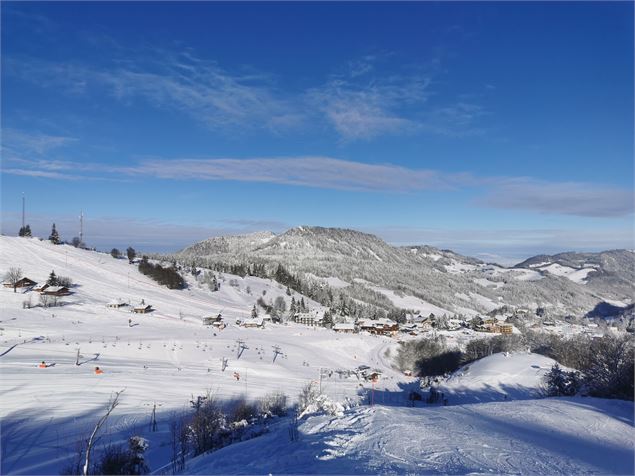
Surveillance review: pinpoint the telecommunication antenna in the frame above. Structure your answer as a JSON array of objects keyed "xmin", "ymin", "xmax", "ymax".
[
  {"xmin": 79, "ymin": 211, "xmax": 84, "ymax": 244},
  {"xmin": 21, "ymin": 193, "xmax": 25, "ymax": 228}
]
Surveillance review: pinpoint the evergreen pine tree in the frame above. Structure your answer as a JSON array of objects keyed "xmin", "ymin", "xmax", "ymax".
[
  {"xmin": 322, "ymin": 309, "xmax": 333, "ymax": 328},
  {"xmin": 47, "ymin": 270, "xmax": 59, "ymax": 286},
  {"xmin": 251, "ymin": 305, "xmax": 258, "ymax": 318},
  {"xmin": 49, "ymin": 223, "xmax": 60, "ymax": 244},
  {"xmin": 127, "ymin": 247, "xmax": 136, "ymax": 264}
]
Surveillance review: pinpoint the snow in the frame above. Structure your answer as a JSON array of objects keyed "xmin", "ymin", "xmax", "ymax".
[
  {"xmin": 467, "ymin": 292, "xmax": 499, "ymax": 312},
  {"xmin": 539, "ymin": 263, "xmax": 595, "ymax": 284},
  {"xmin": 444, "ymin": 260, "xmax": 478, "ymax": 274},
  {"xmin": 484, "ymin": 265, "xmax": 544, "ymax": 282},
  {"xmin": 528, "ymin": 261, "xmax": 552, "ymax": 268},
  {"xmin": 2, "ymin": 237, "xmax": 633, "ymax": 475},
  {"xmin": 473, "ymin": 277, "xmax": 505, "ymax": 289},
  {"xmin": 0, "ymin": 237, "xmax": 404, "ymax": 474},
  {"xmin": 304, "ymin": 274, "xmax": 350, "ymax": 289},
  {"xmin": 510, "ymin": 268, "xmax": 544, "ymax": 281},
  {"xmin": 438, "ymin": 352, "xmax": 556, "ymax": 404},
  {"xmin": 411, "ymin": 250, "xmax": 443, "ymax": 261},
  {"xmin": 184, "ymin": 399, "xmax": 634, "ymax": 475},
  {"xmin": 366, "ymin": 248, "xmax": 383, "ymax": 262},
  {"xmin": 370, "ymin": 285, "xmax": 453, "ymax": 316}
]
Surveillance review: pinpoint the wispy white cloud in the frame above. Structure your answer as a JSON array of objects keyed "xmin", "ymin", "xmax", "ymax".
[
  {"xmin": 6, "ymin": 50, "xmax": 487, "ymax": 140},
  {"xmin": 420, "ymin": 102, "xmax": 489, "ymax": 137},
  {"xmin": 2, "ymin": 128, "xmax": 77, "ymax": 155},
  {"xmin": 307, "ymin": 75, "xmax": 432, "ymax": 140},
  {"xmin": 4, "ymin": 154, "xmax": 632, "ymax": 218},
  {"xmin": 0, "ymin": 168, "xmax": 86, "ymax": 180},
  {"xmin": 347, "ymin": 55, "xmax": 377, "ymax": 78},
  {"xmin": 128, "ymin": 156, "xmax": 449, "ymax": 191},
  {"xmin": 7, "ymin": 54, "xmax": 303, "ymax": 133},
  {"xmin": 479, "ymin": 178, "xmax": 635, "ymax": 218}
]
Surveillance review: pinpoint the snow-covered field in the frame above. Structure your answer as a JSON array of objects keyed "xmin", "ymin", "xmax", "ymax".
[{"xmin": 1, "ymin": 236, "xmax": 633, "ymax": 475}]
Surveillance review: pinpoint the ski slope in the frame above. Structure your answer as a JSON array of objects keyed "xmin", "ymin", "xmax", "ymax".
[
  {"xmin": 0, "ymin": 237, "xmax": 402, "ymax": 474},
  {"xmin": 184, "ymin": 398, "xmax": 634, "ymax": 475}
]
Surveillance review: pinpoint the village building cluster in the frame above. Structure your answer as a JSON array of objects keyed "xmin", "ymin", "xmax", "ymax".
[{"xmin": 3, "ymin": 275, "xmax": 72, "ymax": 297}]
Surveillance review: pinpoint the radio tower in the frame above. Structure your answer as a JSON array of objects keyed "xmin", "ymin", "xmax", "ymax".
[
  {"xmin": 79, "ymin": 210, "xmax": 84, "ymax": 244},
  {"xmin": 21, "ymin": 193, "xmax": 25, "ymax": 228}
]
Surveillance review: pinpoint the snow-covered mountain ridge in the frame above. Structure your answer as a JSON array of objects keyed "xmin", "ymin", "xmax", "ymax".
[{"xmin": 177, "ymin": 226, "xmax": 634, "ymax": 318}]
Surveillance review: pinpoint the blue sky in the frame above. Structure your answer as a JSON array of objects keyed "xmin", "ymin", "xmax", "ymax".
[{"xmin": 1, "ymin": 1, "xmax": 633, "ymax": 263}]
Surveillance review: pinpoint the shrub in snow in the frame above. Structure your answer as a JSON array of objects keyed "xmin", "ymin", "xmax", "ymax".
[
  {"xmin": 57, "ymin": 275, "xmax": 74, "ymax": 288},
  {"xmin": 396, "ymin": 337, "xmax": 463, "ymax": 377},
  {"xmin": 92, "ymin": 436, "xmax": 149, "ymax": 475},
  {"xmin": 297, "ymin": 383, "xmax": 350, "ymax": 418},
  {"xmin": 464, "ymin": 334, "xmax": 526, "ymax": 363},
  {"xmin": 258, "ymin": 392, "xmax": 288, "ymax": 417},
  {"xmin": 227, "ymin": 398, "xmax": 257, "ymax": 423},
  {"xmin": 187, "ymin": 397, "xmax": 228, "ymax": 456},
  {"xmin": 584, "ymin": 335, "xmax": 634, "ymax": 400},
  {"xmin": 544, "ymin": 363, "xmax": 582, "ymax": 397}
]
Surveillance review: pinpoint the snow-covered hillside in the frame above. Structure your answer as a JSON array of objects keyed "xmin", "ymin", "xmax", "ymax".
[
  {"xmin": 0, "ymin": 236, "xmax": 403, "ymax": 474},
  {"xmin": 181, "ymin": 352, "xmax": 634, "ymax": 475},
  {"xmin": 1, "ymin": 236, "xmax": 633, "ymax": 475},
  {"xmin": 177, "ymin": 226, "xmax": 635, "ymax": 319},
  {"xmin": 438, "ymin": 352, "xmax": 556, "ymax": 404},
  {"xmin": 184, "ymin": 398, "xmax": 634, "ymax": 475}
]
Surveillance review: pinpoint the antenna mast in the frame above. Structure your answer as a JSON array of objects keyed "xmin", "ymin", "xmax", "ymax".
[
  {"xmin": 21, "ymin": 193, "xmax": 25, "ymax": 228},
  {"xmin": 79, "ymin": 211, "xmax": 84, "ymax": 244}
]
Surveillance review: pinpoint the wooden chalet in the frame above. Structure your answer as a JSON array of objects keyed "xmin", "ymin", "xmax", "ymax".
[
  {"xmin": 357, "ymin": 318, "xmax": 399, "ymax": 336},
  {"xmin": 42, "ymin": 286, "xmax": 71, "ymax": 296},
  {"xmin": 3, "ymin": 277, "xmax": 36, "ymax": 289},
  {"xmin": 374, "ymin": 318, "xmax": 399, "ymax": 336},
  {"xmin": 132, "ymin": 304, "xmax": 153, "ymax": 314},
  {"xmin": 242, "ymin": 317, "xmax": 264, "ymax": 328},
  {"xmin": 203, "ymin": 315, "xmax": 223, "ymax": 326},
  {"xmin": 33, "ymin": 283, "xmax": 50, "ymax": 292},
  {"xmin": 107, "ymin": 300, "xmax": 128, "ymax": 308}
]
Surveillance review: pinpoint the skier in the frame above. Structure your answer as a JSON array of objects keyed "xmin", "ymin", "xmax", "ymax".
[
  {"xmin": 94, "ymin": 366, "xmax": 104, "ymax": 375},
  {"xmin": 38, "ymin": 361, "xmax": 47, "ymax": 368},
  {"xmin": 128, "ymin": 318, "xmax": 132, "ymax": 327}
]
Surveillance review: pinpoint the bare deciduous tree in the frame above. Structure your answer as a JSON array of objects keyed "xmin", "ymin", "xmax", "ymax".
[
  {"xmin": 4, "ymin": 267, "xmax": 23, "ymax": 293},
  {"xmin": 83, "ymin": 389, "xmax": 124, "ymax": 476}
]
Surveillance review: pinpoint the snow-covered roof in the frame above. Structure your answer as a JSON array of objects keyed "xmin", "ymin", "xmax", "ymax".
[
  {"xmin": 242, "ymin": 317, "xmax": 264, "ymax": 326},
  {"xmin": 43, "ymin": 286, "xmax": 69, "ymax": 293},
  {"xmin": 333, "ymin": 323, "xmax": 355, "ymax": 330}
]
